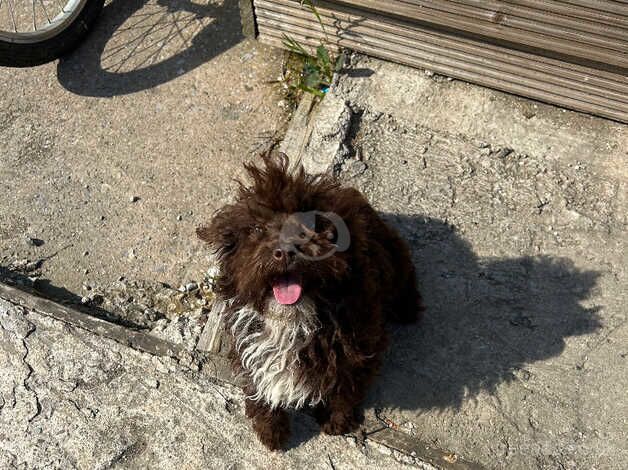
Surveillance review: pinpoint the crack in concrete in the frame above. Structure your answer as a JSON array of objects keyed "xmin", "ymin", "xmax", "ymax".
[
  {"xmin": 9, "ymin": 383, "xmax": 17, "ymax": 408},
  {"xmin": 20, "ymin": 322, "xmax": 41, "ymax": 424}
]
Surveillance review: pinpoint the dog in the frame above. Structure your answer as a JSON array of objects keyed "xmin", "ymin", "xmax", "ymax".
[{"xmin": 197, "ymin": 152, "xmax": 422, "ymax": 450}]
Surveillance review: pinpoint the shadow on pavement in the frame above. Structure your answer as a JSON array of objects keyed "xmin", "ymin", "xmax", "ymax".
[
  {"xmin": 57, "ymin": 0, "xmax": 242, "ymax": 96},
  {"xmin": 369, "ymin": 213, "xmax": 601, "ymax": 411},
  {"xmin": 0, "ymin": 265, "xmax": 149, "ymax": 329},
  {"xmin": 1, "ymin": 212, "xmax": 602, "ymax": 435}
]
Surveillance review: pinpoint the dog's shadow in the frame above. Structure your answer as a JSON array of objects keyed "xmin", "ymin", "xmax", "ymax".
[{"xmin": 364, "ymin": 213, "xmax": 601, "ymax": 413}]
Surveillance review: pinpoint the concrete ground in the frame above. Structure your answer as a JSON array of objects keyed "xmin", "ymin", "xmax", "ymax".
[
  {"xmin": 0, "ymin": 0, "xmax": 289, "ymax": 296},
  {"xmin": 1, "ymin": 2, "xmax": 627, "ymax": 468},
  {"xmin": 0, "ymin": 297, "xmax": 420, "ymax": 470},
  {"xmin": 293, "ymin": 54, "xmax": 627, "ymax": 469}
]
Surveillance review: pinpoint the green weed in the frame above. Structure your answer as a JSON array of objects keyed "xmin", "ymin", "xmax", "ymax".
[{"xmin": 281, "ymin": 1, "xmax": 345, "ymax": 98}]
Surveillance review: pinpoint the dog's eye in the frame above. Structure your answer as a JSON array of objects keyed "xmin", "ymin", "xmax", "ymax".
[
  {"xmin": 251, "ymin": 225, "xmax": 264, "ymax": 234},
  {"xmin": 314, "ymin": 214, "xmax": 332, "ymax": 234}
]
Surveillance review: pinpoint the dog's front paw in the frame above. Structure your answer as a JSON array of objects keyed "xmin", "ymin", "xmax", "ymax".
[
  {"xmin": 252, "ymin": 410, "xmax": 290, "ymax": 451},
  {"xmin": 320, "ymin": 410, "xmax": 359, "ymax": 435}
]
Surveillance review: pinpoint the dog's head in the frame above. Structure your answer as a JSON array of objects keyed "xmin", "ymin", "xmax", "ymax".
[{"xmin": 197, "ymin": 153, "xmax": 363, "ymax": 313}]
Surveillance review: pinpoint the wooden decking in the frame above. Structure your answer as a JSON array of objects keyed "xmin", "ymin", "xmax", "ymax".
[{"xmin": 251, "ymin": 0, "xmax": 628, "ymax": 122}]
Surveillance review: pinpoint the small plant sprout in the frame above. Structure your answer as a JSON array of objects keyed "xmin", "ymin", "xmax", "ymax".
[{"xmin": 281, "ymin": 0, "xmax": 345, "ymax": 98}]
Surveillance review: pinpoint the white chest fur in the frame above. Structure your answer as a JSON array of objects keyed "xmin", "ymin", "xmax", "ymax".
[{"xmin": 229, "ymin": 298, "xmax": 322, "ymax": 409}]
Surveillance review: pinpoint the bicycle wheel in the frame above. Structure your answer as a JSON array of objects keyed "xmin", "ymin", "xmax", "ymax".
[{"xmin": 0, "ymin": 0, "xmax": 105, "ymax": 67}]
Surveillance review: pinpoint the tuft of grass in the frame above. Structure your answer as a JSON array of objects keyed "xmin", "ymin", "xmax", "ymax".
[{"xmin": 281, "ymin": 1, "xmax": 345, "ymax": 98}]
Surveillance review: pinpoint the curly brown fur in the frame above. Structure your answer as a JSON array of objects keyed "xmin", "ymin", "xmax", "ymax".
[
  {"xmin": 244, "ymin": 392, "xmax": 291, "ymax": 451},
  {"xmin": 197, "ymin": 152, "xmax": 422, "ymax": 450}
]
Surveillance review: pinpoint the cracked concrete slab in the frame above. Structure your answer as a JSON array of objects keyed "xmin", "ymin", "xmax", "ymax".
[
  {"xmin": 0, "ymin": 296, "xmax": 431, "ymax": 470},
  {"xmin": 2, "ymin": 280, "xmax": 481, "ymax": 469}
]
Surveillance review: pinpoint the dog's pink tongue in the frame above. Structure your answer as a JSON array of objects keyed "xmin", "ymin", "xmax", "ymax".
[{"xmin": 272, "ymin": 276, "xmax": 302, "ymax": 305}]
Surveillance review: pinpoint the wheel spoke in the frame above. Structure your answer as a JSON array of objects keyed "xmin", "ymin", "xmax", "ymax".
[
  {"xmin": 33, "ymin": 0, "xmax": 38, "ymax": 31},
  {"xmin": 6, "ymin": 0, "xmax": 18, "ymax": 33},
  {"xmin": 2, "ymin": 0, "xmax": 80, "ymax": 34},
  {"xmin": 38, "ymin": 0, "xmax": 52, "ymax": 23}
]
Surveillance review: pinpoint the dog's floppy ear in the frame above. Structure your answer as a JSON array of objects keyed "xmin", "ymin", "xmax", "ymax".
[
  {"xmin": 196, "ymin": 225, "xmax": 217, "ymax": 244},
  {"xmin": 196, "ymin": 205, "xmax": 241, "ymax": 258}
]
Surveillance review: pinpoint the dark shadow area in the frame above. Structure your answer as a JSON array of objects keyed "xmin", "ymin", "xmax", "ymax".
[
  {"xmin": 57, "ymin": 0, "xmax": 242, "ymax": 96},
  {"xmin": 0, "ymin": 265, "xmax": 150, "ymax": 329},
  {"xmin": 286, "ymin": 410, "xmax": 322, "ymax": 449},
  {"xmin": 367, "ymin": 213, "xmax": 601, "ymax": 411}
]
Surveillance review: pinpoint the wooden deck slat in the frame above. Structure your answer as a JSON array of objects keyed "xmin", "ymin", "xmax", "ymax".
[
  {"xmin": 447, "ymin": 0, "xmax": 628, "ymax": 39},
  {"xmin": 554, "ymin": 0, "xmax": 628, "ymax": 17},
  {"xmin": 260, "ymin": 26, "xmax": 628, "ymax": 122},
  {"xmin": 397, "ymin": 0, "xmax": 628, "ymax": 48},
  {"xmin": 500, "ymin": 1, "xmax": 627, "ymax": 28},
  {"xmin": 258, "ymin": 19, "xmax": 627, "ymax": 113},
  {"xmin": 261, "ymin": 0, "xmax": 628, "ymax": 86}
]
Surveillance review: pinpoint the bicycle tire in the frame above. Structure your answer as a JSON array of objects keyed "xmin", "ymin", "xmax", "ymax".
[{"xmin": 0, "ymin": 0, "xmax": 105, "ymax": 67}]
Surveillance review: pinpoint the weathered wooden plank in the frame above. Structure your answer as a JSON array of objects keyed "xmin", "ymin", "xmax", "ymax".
[
  {"xmin": 196, "ymin": 298, "xmax": 229, "ymax": 354},
  {"xmin": 239, "ymin": 0, "xmax": 258, "ymax": 38},
  {"xmin": 554, "ymin": 0, "xmax": 628, "ymax": 16},
  {"xmin": 0, "ymin": 282, "xmax": 183, "ymax": 358},
  {"xmin": 278, "ymin": 92, "xmax": 317, "ymax": 162},
  {"xmin": 260, "ymin": 0, "xmax": 628, "ymax": 86},
  {"xmin": 259, "ymin": 27, "xmax": 627, "ymax": 122},
  {"xmin": 361, "ymin": 414, "xmax": 485, "ymax": 470},
  {"xmin": 450, "ymin": 0, "xmax": 628, "ymax": 39},
  {"xmin": 396, "ymin": 0, "xmax": 628, "ymax": 48},
  {"xmin": 324, "ymin": 0, "xmax": 628, "ymax": 68},
  {"xmin": 507, "ymin": 0, "xmax": 627, "ymax": 28}
]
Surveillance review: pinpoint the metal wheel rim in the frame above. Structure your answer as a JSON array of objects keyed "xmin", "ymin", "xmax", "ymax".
[{"xmin": 0, "ymin": 0, "xmax": 88, "ymax": 43}]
